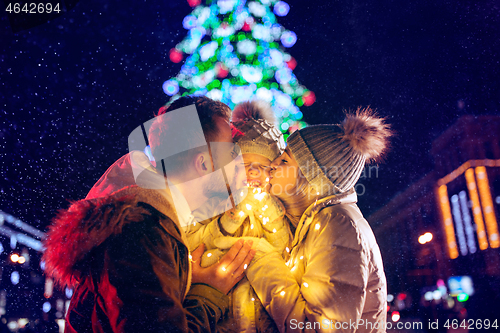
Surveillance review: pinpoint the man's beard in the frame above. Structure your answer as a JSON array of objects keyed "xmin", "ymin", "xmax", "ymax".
[{"xmin": 203, "ymin": 169, "xmax": 232, "ymax": 197}]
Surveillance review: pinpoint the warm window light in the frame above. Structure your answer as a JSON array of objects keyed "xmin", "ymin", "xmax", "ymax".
[
  {"xmin": 18, "ymin": 256, "xmax": 26, "ymax": 264},
  {"xmin": 475, "ymin": 167, "xmax": 500, "ymax": 248},
  {"xmin": 10, "ymin": 254, "xmax": 19, "ymax": 263},
  {"xmin": 437, "ymin": 185, "xmax": 459, "ymax": 259},
  {"xmin": 418, "ymin": 232, "xmax": 433, "ymax": 244},
  {"xmin": 465, "ymin": 168, "xmax": 488, "ymax": 250}
]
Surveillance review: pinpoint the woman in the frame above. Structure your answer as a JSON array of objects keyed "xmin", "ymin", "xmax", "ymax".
[{"xmin": 245, "ymin": 108, "xmax": 392, "ymax": 333}]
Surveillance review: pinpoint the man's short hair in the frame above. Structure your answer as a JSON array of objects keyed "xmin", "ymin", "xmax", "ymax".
[{"xmin": 148, "ymin": 96, "xmax": 232, "ymax": 177}]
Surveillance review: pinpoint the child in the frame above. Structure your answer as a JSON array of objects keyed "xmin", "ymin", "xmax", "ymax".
[{"xmin": 185, "ymin": 100, "xmax": 290, "ymax": 332}]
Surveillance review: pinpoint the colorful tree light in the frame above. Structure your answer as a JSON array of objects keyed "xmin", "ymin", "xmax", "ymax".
[
  {"xmin": 281, "ymin": 30, "xmax": 297, "ymax": 47},
  {"xmin": 302, "ymin": 91, "xmax": 316, "ymax": 106},
  {"xmin": 164, "ymin": 0, "xmax": 318, "ymax": 136},
  {"xmin": 169, "ymin": 48, "xmax": 183, "ymax": 63},
  {"xmin": 286, "ymin": 56, "xmax": 297, "ymax": 70},
  {"xmin": 274, "ymin": 1, "xmax": 290, "ymax": 17},
  {"xmin": 187, "ymin": 0, "xmax": 201, "ymax": 7},
  {"xmin": 163, "ymin": 80, "xmax": 179, "ymax": 96},
  {"xmin": 457, "ymin": 293, "xmax": 469, "ymax": 302}
]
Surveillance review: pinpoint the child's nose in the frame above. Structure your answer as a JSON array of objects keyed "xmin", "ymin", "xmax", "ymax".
[{"xmin": 248, "ymin": 167, "xmax": 260, "ymax": 177}]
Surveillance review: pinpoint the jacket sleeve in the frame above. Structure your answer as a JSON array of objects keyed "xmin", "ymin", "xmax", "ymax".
[
  {"xmin": 261, "ymin": 215, "xmax": 292, "ymax": 255},
  {"xmin": 260, "ymin": 195, "xmax": 291, "ymax": 255},
  {"xmin": 105, "ymin": 217, "xmax": 228, "ymax": 333},
  {"xmin": 246, "ymin": 210, "xmax": 369, "ymax": 333},
  {"xmin": 184, "ymin": 197, "xmax": 229, "ymax": 252},
  {"xmin": 185, "ymin": 215, "xmax": 228, "ymax": 252}
]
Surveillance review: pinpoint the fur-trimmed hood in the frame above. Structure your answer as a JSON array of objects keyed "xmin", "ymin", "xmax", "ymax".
[{"xmin": 43, "ymin": 186, "xmax": 187, "ymax": 288}]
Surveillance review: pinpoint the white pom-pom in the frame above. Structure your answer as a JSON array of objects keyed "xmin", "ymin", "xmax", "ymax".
[
  {"xmin": 232, "ymin": 100, "xmax": 277, "ymax": 125},
  {"xmin": 341, "ymin": 107, "xmax": 393, "ymax": 163}
]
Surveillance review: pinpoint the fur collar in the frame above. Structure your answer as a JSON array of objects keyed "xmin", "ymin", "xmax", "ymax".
[{"xmin": 43, "ymin": 186, "xmax": 186, "ymax": 288}]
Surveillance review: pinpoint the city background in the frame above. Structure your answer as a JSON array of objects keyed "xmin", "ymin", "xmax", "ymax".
[{"xmin": 1, "ymin": 0, "xmax": 499, "ymax": 331}]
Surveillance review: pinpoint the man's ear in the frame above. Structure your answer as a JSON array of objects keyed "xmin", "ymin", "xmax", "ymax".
[{"xmin": 194, "ymin": 151, "xmax": 214, "ymax": 176}]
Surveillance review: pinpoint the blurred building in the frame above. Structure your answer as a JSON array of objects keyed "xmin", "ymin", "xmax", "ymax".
[
  {"xmin": 369, "ymin": 115, "xmax": 500, "ymax": 320},
  {"xmin": 0, "ymin": 210, "xmax": 66, "ymax": 332}
]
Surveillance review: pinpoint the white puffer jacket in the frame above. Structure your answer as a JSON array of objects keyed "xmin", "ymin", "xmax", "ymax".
[{"xmin": 246, "ymin": 190, "xmax": 387, "ymax": 333}]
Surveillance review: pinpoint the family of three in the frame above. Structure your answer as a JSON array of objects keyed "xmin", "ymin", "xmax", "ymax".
[{"xmin": 43, "ymin": 95, "xmax": 392, "ymax": 333}]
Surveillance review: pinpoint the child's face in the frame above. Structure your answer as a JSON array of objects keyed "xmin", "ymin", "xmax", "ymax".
[{"xmin": 239, "ymin": 153, "xmax": 272, "ymax": 191}]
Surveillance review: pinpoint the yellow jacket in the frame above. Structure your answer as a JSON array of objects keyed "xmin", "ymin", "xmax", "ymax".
[
  {"xmin": 246, "ymin": 190, "xmax": 387, "ymax": 333},
  {"xmin": 185, "ymin": 195, "xmax": 290, "ymax": 333}
]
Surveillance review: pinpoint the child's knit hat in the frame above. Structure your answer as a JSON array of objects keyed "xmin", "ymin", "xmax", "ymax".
[
  {"xmin": 287, "ymin": 107, "xmax": 393, "ymax": 195},
  {"xmin": 231, "ymin": 100, "xmax": 286, "ymax": 161}
]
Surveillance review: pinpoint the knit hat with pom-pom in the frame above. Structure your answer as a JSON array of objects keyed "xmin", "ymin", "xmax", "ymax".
[
  {"xmin": 232, "ymin": 100, "xmax": 286, "ymax": 161},
  {"xmin": 287, "ymin": 107, "xmax": 393, "ymax": 195}
]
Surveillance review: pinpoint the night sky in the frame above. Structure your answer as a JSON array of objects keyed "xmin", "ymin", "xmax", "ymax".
[{"xmin": 1, "ymin": 0, "xmax": 499, "ymax": 232}]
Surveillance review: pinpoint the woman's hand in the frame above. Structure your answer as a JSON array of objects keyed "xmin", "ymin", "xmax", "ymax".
[{"xmin": 190, "ymin": 240, "xmax": 256, "ymax": 295}]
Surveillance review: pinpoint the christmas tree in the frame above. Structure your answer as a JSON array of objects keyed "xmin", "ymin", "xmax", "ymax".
[{"xmin": 162, "ymin": 0, "xmax": 315, "ymax": 139}]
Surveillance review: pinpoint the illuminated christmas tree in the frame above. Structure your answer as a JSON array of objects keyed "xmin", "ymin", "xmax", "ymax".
[{"xmin": 162, "ymin": 0, "xmax": 315, "ymax": 138}]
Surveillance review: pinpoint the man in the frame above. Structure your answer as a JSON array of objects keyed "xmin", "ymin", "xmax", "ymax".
[{"xmin": 43, "ymin": 96, "xmax": 255, "ymax": 332}]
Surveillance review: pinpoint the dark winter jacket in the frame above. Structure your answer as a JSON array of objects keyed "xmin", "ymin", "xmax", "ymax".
[{"xmin": 43, "ymin": 185, "xmax": 229, "ymax": 333}]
